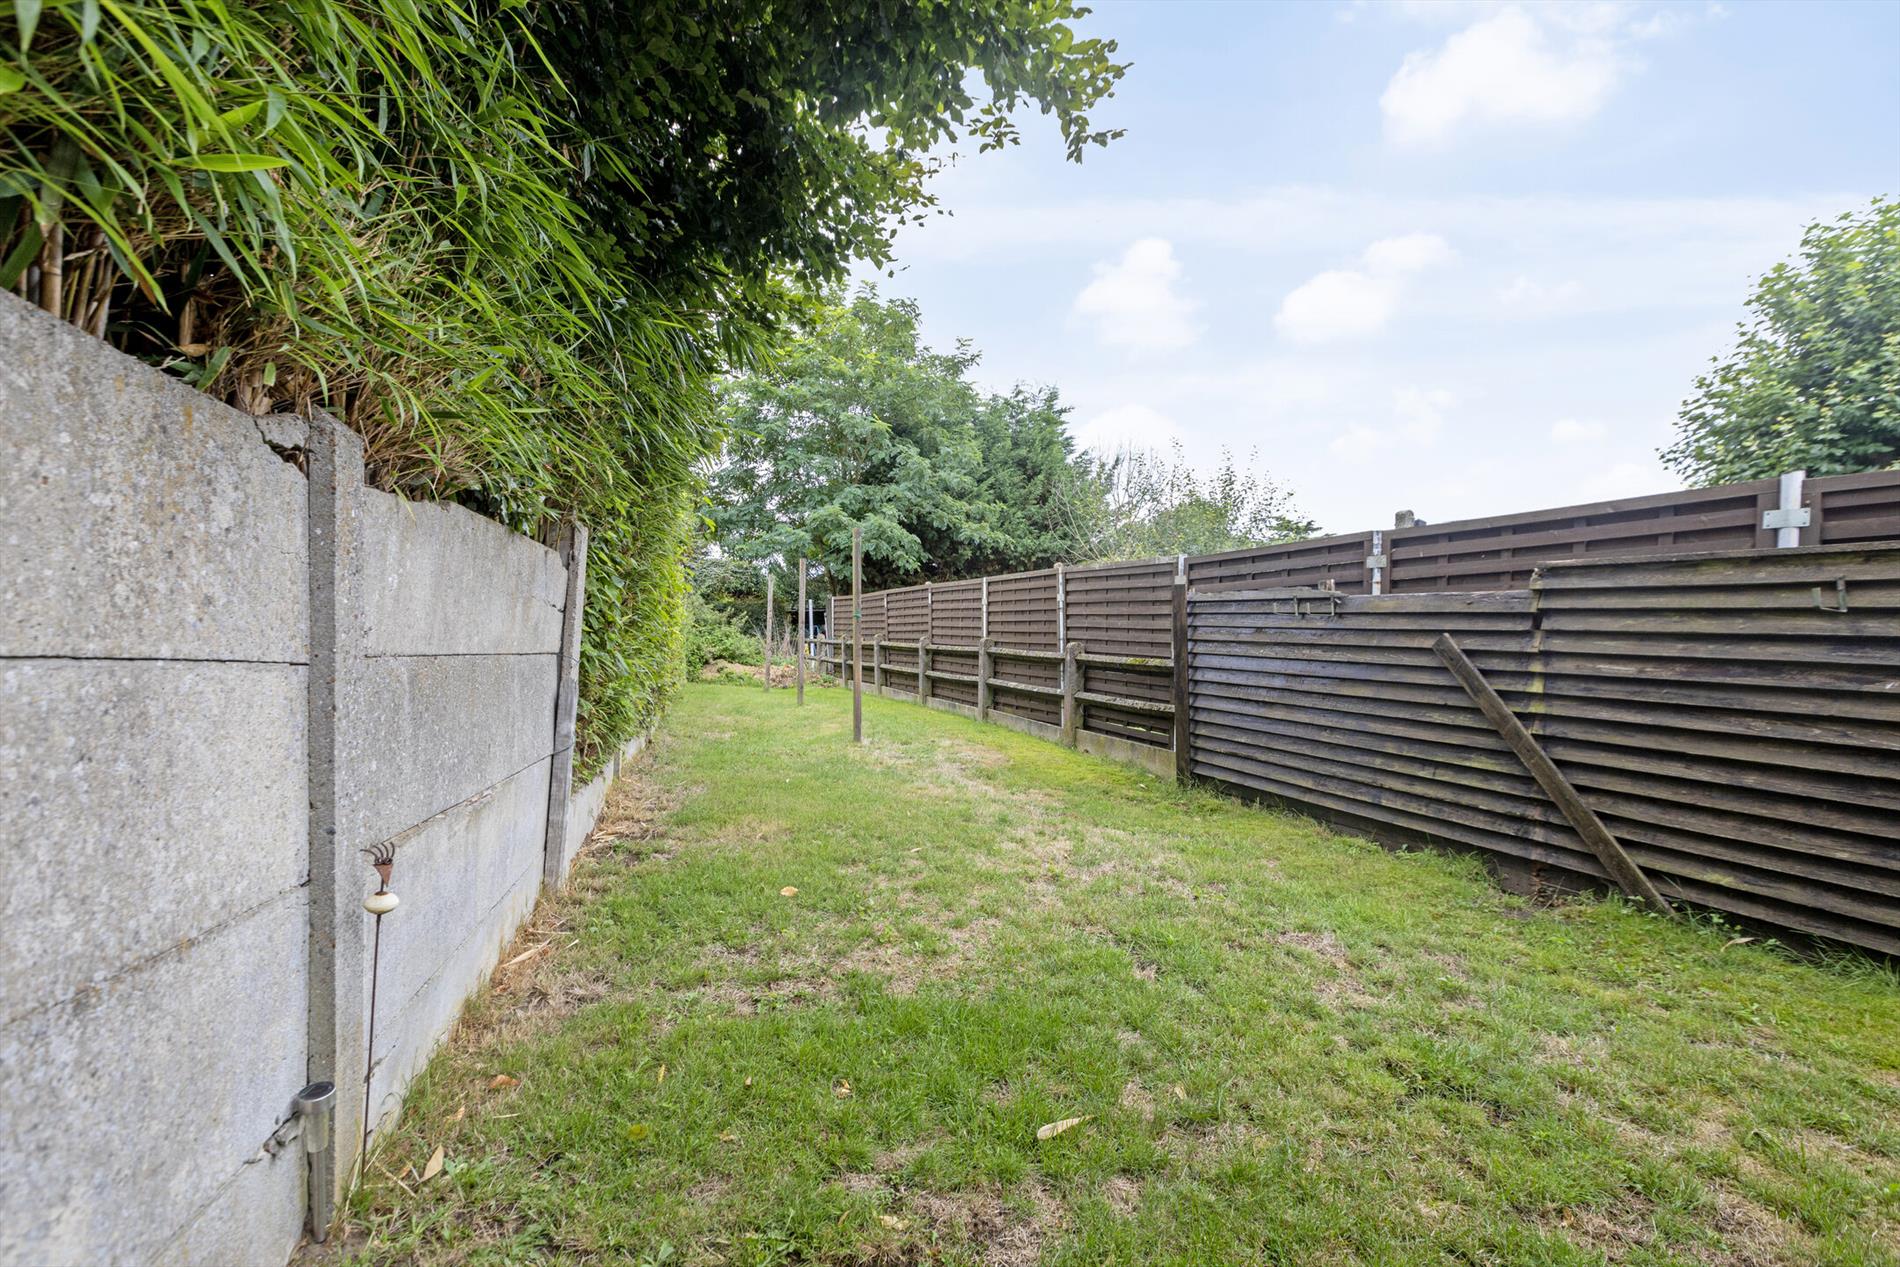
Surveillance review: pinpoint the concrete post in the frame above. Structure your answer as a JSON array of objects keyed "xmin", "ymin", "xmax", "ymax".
[
  {"xmin": 541, "ymin": 523, "xmax": 588, "ymax": 892},
  {"xmin": 873, "ymin": 640, "xmax": 884, "ymax": 694},
  {"xmin": 917, "ymin": 636, "xmax": 930, "ymax": 702},
  {"xmin": 304, "ymin": 414, "xmax": 371, "ymax": 1217},
  {"xmin": 1060, "ymin": 640, "xmax": 1079, "ymax": 747},
  {"xmin": 977, "ymin": 637, "xmax": 993, "ymax": 722}
]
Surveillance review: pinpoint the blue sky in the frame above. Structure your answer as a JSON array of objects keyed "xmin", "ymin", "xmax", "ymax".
[{"xmin": 857, "ymin": 0, "xmax": 1900, "ymax": 534}]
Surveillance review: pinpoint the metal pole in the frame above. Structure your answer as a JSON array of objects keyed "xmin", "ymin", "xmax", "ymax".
[
  {"xmin": 851, "ymin": 527, "xmax": 863, "ymax": 743},
  {"xmin": 796, "ymin": 558, "xmax": 806, "ymax": 705},
  {"xmin": 1774, "ymin": 469, "xmax": 1808, "ymax": 548}
]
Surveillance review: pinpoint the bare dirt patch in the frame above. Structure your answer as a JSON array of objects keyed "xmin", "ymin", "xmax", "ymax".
[{"xmin": 907, "ymin": 1181, "xmax": 1066, "ymax": 1267}]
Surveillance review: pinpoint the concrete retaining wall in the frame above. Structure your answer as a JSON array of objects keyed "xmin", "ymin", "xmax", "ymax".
[{"xmin": 0, "ymin": 291, "xmax": 617, "ymax": 1264}]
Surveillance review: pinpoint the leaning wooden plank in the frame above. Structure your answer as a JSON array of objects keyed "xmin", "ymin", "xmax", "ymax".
[{"xmin": 1433, "ymin": 632, "xmax": 1674, "ymax": 917}]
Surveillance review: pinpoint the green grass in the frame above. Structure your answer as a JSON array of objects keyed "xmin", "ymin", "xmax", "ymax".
[{"xmin": 348, "ymin": 683, "xmax": 1900, "ymax": 1266}]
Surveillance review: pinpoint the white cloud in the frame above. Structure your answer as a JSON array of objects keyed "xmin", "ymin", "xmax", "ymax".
[
  {"xmin": 1072, "ymin": 238, "xmax": 1199, "ymax": 351},
  {"xmin": 1329, "ymin": 387, "xmax": 1456, "ymax": 459},
  {"xmin": 1498, "ymin": 274, "xmax": 1585, "ymax": 311},
  {"xmin": 1550, "ymin": 417, "xmax": 1608, "ymax": 444},
  {"xmin": 1070, "ymin": 402, "xmax": 1186, "ymax": 456},
  {"xmin": 1275, "ymin": 233, "xmax": 1453, "ymax": 343},
  {"xmin": 1576, "ymin": 457, "xmax": 1675, "ymax": 502},
  {"xmin": 1381, "ymin": 6, "xmax": 1623, "ymax": 148}
]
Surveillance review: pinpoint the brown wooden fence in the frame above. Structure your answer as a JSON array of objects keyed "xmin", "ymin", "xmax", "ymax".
[
  {"xmin": 1183, "ymin": 544, "xmax": 1900, "ymax": 956},
  {"xmin": 809, "ymin": 470, "xmax": 1900, "ymax": 954}
]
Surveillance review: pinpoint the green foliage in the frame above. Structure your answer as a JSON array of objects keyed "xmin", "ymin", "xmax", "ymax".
[
  {"xmin": 683, "ymin": 591, "xmax": 759, "ymax": 676},
  {"xmin": 1074, "ymin": 442, "xmax": 1318, "ymax": 562},
  {"xmin": 1665, "ymin": 199, "xmax": 1900, "ymax": 484},
  {"xmin": 542, "ymin": 0, "xmax": 1126, "ymax": 327},
  {"xmin": 3, "ymin": 1, "xmax": 1126, "ymax": 773},
  {"xmin": 708, "ymin": 289, "xmax": 1100, "ymax": 593}
]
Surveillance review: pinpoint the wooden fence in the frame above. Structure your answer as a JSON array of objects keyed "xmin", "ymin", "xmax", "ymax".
[
  {"xmin": 808, "ymin": 470, "xmax": 1900, "ymax": 955},
  {"xmin": 1184, "ymin": 544, "xmax": 1900, "ymax": 956}
]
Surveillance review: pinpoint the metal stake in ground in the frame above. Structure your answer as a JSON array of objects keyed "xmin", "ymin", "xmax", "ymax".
[
  {"xmin": 796, "ymin": 557, "xmax": 807, "ymax": 706},
  {"xmin": 1431, "ymin": 632, "xmax": 1673, "ymax": 917},
  {"xmin": 852, "ymin": 526, "xmax": 863, "ymax": 743},
  {"xmin": 357, "ymin": 842, "xmax": 402, "ymax": 1180}
]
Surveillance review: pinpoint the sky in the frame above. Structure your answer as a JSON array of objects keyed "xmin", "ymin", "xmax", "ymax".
[{"xmin": 854, "ymin": 0, "xmax": 1900, "ymax": 535}]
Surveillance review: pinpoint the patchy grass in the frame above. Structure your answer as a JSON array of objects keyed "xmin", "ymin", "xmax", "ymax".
[{"xmin": 346, "ymin": 683, "xmax": 1900, "ymax": 1266}]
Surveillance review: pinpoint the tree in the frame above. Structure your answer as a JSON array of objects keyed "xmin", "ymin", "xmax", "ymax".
[
  {"xmin": 1072, "ymin": 444, "xmax": 1317, "ymax": 561},
  {"xmin": 707, "ymin": 290, "xmax": 1096, "ymax": 593},
  {"xmin": 1664, "ymin": 199, "xmax": 1900, "ymax": 484},
  {"xmin": 540, "ymin": 0, "xmax": 1127, "ymax": 357}
]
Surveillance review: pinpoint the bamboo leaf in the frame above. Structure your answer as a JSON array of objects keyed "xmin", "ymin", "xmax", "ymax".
[
  {"xmin": 14, "ymin": 0, "xmax": 41, "ymax": 52},
  {"xmin": 174, "ymin": 153, "xmax": 289, "ymax": 173}
]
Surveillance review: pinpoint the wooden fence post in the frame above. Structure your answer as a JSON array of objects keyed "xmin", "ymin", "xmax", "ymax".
[
  {"xmin": 917, "ymin": 636, "xmax": 930, "ymax": 702},
  {"xmin": 873, "ymin": 640, "xmax": 884, "ymax": 694},
  {"xmin": 1432, "ymin": 633, "xmax": 1673, "ymax": 917},
  {"xmin": 1059, "ymin": 640, "xmax": 1079, "ymax": 747},
  {"xmin": 795, "ymin": 558, "xmax": 806, "ymax": 706},
  {"xmin": 763, "ymin": 572, "xmax": 773, "ymax": 690},
  {"xmin": 977, "ymin": 637, "xmax": 993, "ymax": 722},
  {"xmin": 851, "ymin": 528, "xmax": 863, "ymax": 744}
]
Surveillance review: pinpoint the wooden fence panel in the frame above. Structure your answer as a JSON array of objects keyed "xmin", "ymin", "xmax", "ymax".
[
  {"xmin": 1184, "ymin": 545, "xmax": 1900, "ymax": 956},
  {"xmin": 883, "ymin": 586, "xmax": 928, "ymax": 680},
  {"xmin": 1066, "ymin": 559, "xmax": 1177, "ymax": 748},
  {"xmin": 1386, "ymin": 482, "xmax": 1778, "ymax": 592},
  {"xmin": 930, "ymin": 579, "xmax": 983, "ymax": 706},
  {"xmin": 987, "ymin": 569, "xmax": 1060, "ymax": 727},
  {"xmin": 1808, "ymin": 469, "xmax": 1900, "ymax": 545},
  {"xmin": 1187, "ymin": 532, "xmax": 1375, "ymax": 594}
]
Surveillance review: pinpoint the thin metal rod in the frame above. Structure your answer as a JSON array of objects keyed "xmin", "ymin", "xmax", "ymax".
[{"xmin": 359, "ymin": 911, "xmax": 384, "ymax": 1178}]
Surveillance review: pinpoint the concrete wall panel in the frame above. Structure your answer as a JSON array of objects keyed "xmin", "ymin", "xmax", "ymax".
[
  {"xmin": 364, "ymin": 758, "xmax": 550, "ymax": 1133},
  {"xmin": 0, "ymin": 659, "xmax": 305, "ymax": 1019},
  {"xmin": 0, "ymin": 891, "xmax": 308, "ymax": 1267},
  {"xmin": 0, "ymin": 295, "xmax": 307, "ymax": 662},
  {"xmin": 355, "ymin": 653, "xmax": 559, "ymax": 847},
  {"xmin": 358, "ymin": 490, "xmax": 565, "ymax": 657}
]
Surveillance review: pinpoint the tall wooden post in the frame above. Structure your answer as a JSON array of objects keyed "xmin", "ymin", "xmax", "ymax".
[
  {"xmin": 851, "ymin": 527, "xmax": 863, "ymax": 743},
  {"xmin": 763, "ymin": 572, "xmax": 773, "ymax": 690},
  {"xmin": 795, "ymin": 558, "xmax": 806, "ymax": 706}
]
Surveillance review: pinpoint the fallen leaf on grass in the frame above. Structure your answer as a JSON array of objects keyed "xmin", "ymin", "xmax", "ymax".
[
  {"xmin": 834, "ymin": 1080, "xmax": 853, "ymax": 1098},
  {"xmin": 1036, "ymin": 1115, "xmax": 1092, "ymax": 1141},
  {"xmin": 780, "ymin": 886, "xmax": 799, "ymax": 897},
  {"xmin": 1724, "ymin": 936, "xmax": 1757, "ymax": 949},
  {"xmin": 719, "ymin": 1131, "xmax": 739, "ymax": 1143},
  {"xmin": 448, "ymin": 1106, "xmax": 466, "ymax": 1124},
  {"xmin": 420, "ymin": 1145, "xmax": 445, "ymax": 1182},
  {"xmin": 656, "ymin": 1064, "xmax": 667, "ymax": 1084},
  {"xmin": 489, "ymin": 1074, "xmax": 519, "ymax": 1090},
  {"xmin": 879, "ymin": 1214, "xmax": 909, "ymax": 1230},
  {"xmin": 1171, "ymin": 1085, "xmax": 1187, "ymax": 1101}
]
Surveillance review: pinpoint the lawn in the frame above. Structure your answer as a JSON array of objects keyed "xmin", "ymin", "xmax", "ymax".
[{"xmin": 346, "ymin": 683, "xmax": 1900, "ymax": 1266}]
